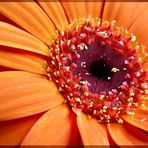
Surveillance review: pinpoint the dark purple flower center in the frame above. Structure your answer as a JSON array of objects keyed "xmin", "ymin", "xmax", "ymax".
[
  {"xmin": 89, "ymin": 59, "xmax": 113, "ymax": 81},
  {"xmin": 74, "ymin": 42, "xmax": 127, "ymax": 93}
]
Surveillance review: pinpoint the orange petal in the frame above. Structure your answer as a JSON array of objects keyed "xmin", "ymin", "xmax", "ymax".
[
  {"xmin": 0, "ymin": 21, "xmax": 50, "ymax": 56},
  {"xmin": 38, "ymin": 1, "xmax": 68, "ymax": 29},
  {"xmin": 0, "ymin": 46, "xmax": 47, "ymax": 75},
  {"xmin": 140, "ymin": 101, "xmax": 148, "ymax": 111},
  {"xmin": 21, "ymin": 104, "xmax": 78, "ymax": 145},
  {"xmin": 0, "ymin": 66, "xmax": 14, "ymax": 71},
  {"xmin": 69, "ymin": 128, "xmax": 83, "ymax": 146},
  {"xmin": 77, "ymin": 112, "xmax": 109, "ymax": 145},
  {"xmin": 124, "ymin": 121, "xmax": 148, "ymax": 143},
  {"xmin": 122, "ymin": 108, "xmax": 148, "ymax": 132},
  {"xmin": 140, "ymin": 94, "xmax": 148, "ymax": 101},
  {"xmin": 85, "ymin": 1, "xmax": 103, "ymax": 18},
  {"xmin": 107, "ymin": 123, "xmax": 148, "ymax": 145},
  {"xmin": 0, "ymin": 114, "xmax": 41, "ymax": 145},
  {"xmin": 0, "ymin": 2, "xmax": 56, "ymax": 45},
  {"xmin": 129, "ymin": 8, "xmax": 148, "ymax": 48},
  {"xmin": 0, "ymin": 71, "xmax": 46, "ymax": 81},
  {"xmin": 102, "ymin": 2, "xmax": 148, "ymax": 29},
  {"xmin": 61, "ymin": 1, "xmax": 86, "ymax": 21},
  {"xmin": 0, "ymin": 76, "xmax": 64, "ymax": 120},
  {"xmin": 139, "ymin": 96, "xmax": 148, "ymax": 111},
  {"xmin": 106, "ymin": 129, "xmax": 118, "ymax": 146},
  {"xmin": 0, "ymin": 13, "xmax": 19, "ymax": 27}
]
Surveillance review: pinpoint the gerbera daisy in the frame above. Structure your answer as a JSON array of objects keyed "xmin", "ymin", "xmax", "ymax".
[{"xmin": 0, "ymin": 1, "xmax": 147, "ymax": 146}]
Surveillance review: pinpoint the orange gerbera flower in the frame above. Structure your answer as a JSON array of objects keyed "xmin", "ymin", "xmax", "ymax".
[{"xmin": 0, "ymin": 1, "xmax": 147, "ymax": 146}]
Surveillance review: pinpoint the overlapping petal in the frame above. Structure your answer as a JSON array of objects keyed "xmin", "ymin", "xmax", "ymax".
[
  {"xmin": 124, "ymin": 122, "xmax": 148, "ymax": 143},
  {"xmin": 102, "ymin": 2, "xmax": 148, "ymax": 29},
  {"xmin": 85, "ymin": 2, "xmax": 103, "ymax": 18},
  {"xmin": 122, "ymin": 108, "xmax": 148, "ymax": 132},
  {"xmin": 0, "ymin": 74, "xmax": 64, "ymax": 120},
  {"xmin": 38, "ymin": 1, "xmax": 68, "ymax": 29},
  {"xmin": 0, "ymin": 114, "xmax": 41, "ymax": 145},
  {"xmin": 61, "ymin": 1, "xmax": 86, "ymax": 21},
  {"xmin": 22, "ymin": 104, "xmax": 79, "ymax": 145},
  {"xmin": 0, "ymin": 46, "xmax": 48, "ymax": 75},
  {"xmin": 0, "ymin": 22, "xmax": 50, "ymax": 56},
  {"xmin": 77, "ymin": 112, "xmax": 109, "ymax": 145},
  {"xmin": 107, "ymin": 123, "xmax": 148, "ymax": 145},
  {"xmin": 0, "ymin": 1, "xmax": 56, "ymax": 45},
  {"xmin": 129, "ymin": 8, "xmax": 148, "ymax": 48},
  {"xmin": 0, "ymin": 71, "xmax": 45, "ymax": 81}
]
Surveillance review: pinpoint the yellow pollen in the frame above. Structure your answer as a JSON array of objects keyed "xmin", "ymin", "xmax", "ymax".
[
  {"xmin": 100, "ymin": 95, "xmax": 105, "ymax": 100},
  {"xmin": 111, "ymin": 67, "xmax": 120, "ymax": 72},
  {"xmin": 75, "ymin": 98, "xmax": 81, "ymax": 103}
]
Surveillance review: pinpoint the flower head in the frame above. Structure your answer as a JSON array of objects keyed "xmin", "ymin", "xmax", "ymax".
[{"xmin": 0, "ymin": 1, "xmax": 147, "ymax": 146}]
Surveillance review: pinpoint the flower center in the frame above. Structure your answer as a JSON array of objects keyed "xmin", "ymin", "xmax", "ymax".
[
  {"xmin": 89, "ymin": 59, "xmax": 113, "ymax": 81},
  {"xmin": 47, "ymin": 18, "xmax": 147, "ymax": 123},
  {"xmin": 73, "ymin": 41, "xmax": 127, "ymax": 93}
]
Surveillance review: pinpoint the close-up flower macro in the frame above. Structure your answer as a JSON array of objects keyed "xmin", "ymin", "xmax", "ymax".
[{"xmin": 0, "ymin": 0, "xmax": 148, "ymax": 147}]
